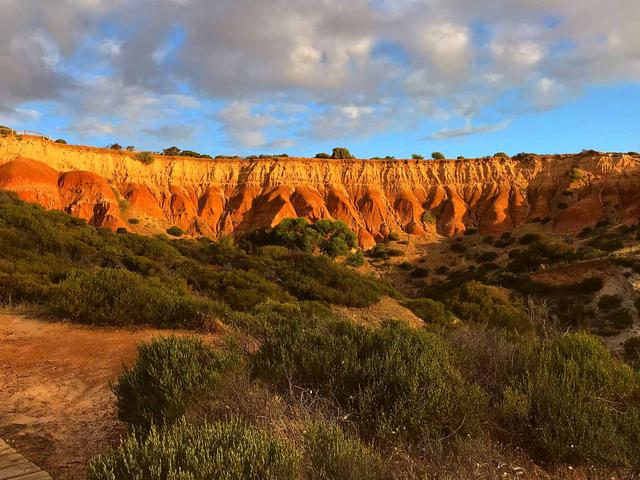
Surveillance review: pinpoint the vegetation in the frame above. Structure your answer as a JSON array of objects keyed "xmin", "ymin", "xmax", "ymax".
[
  {"xmin": 305, "ymin": 424, "xmax": 387, "ymax": 480},
  {"xmin": 113, "ymin": 336, "xmax": 236, "ymax": 431},
  {"xmin": 421, "ymin": 210, "xmax": 437, "ymax": 225},
  {"xmin": 134, "ymin": 151, "xmax": 155, "ymax": 165},
  {"xmin": 254, "ymin": 319, "xmax": 485, "ymax": 444},
  {"xmin": 162, "ymin": 146, "xmax": 213, "ymax": 159},
  {"xmin": 431, "ymin": 151, "xmax": 445, "ymax": 160},
  {"xmin": 166, "ymin": 225, "xmax": 185, "ymax": 237},
  {"xmin": 411, "ymin": 153, "xmax": 424, "ymax": 160},
  {"xmin": 315, "ymin": 152, "xmax": 331, "ymax": 159},
  {"xmin": 331, "ymin": 147, "xmax": 354, "ymax": 159},
  {"xmin": 55, "ymin": 138, "xmax": 67, "ymax": 144},
  {"xmin": 243, "ymin": 218, "xmax": 357, "ymax": 257},
  {"xmin": 88, "ymin": 418, "xmax": 300, "ymax": 480},
  {"xmin": 502, "ymin": 333, "xmax": 640, "ymax": 466}
]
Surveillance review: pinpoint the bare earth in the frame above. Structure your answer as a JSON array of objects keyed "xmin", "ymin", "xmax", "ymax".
[{"xmin": 0, "ymin": 310, "xmax": 187, "ymax": 479}]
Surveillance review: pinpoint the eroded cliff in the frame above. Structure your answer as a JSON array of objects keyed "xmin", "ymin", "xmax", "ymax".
[{"xmin": 1, "ymin": 136, "xmax": 639, "ymax": 247}]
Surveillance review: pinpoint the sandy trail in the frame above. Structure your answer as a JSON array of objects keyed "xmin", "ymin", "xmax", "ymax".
[{"xmin": 0, "ymin": 311, "xmax": 191, "ymax": 479}]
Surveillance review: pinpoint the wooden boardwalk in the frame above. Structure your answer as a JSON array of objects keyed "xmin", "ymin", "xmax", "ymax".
[{"xmin": 0, "ymin": 440, "xmax": 51, "ymax": 480}]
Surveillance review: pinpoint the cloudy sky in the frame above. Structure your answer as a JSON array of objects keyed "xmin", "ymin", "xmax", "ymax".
[{"xmin": 1, "ymin": 0, "xmax": 639, "ymax": 157}]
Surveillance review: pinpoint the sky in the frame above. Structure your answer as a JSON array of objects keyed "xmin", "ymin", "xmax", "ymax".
[{"xmin": 1, "ymin": 0, "xmax": 639, "ymax": 159}]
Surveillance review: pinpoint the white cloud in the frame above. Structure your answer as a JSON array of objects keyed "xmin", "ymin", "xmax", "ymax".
[
  {"xmin": 0, "ymin": 0, "xmax": 639, "ymax": 146},
  {"xmin": 429, "ymin": 120, "xmax": 510, "ymax": 140}
]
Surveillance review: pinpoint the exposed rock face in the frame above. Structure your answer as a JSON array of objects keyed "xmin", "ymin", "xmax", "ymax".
[{"xmin": 1, "ymin": 136, "xmax": 639, "ymax": 246}]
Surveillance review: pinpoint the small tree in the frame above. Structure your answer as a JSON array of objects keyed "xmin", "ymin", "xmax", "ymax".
[
  {"xmin": 166, "ymin": 226, "xmax": 185, "ymax": 237},
  {"xmin": 431, "ymin": 152, "xmax": 445, "ymax": 160},
  {"xmin": 125, "ymin": 145, "xmax": 135, "ymax": 152},
  {"xmin": 412, "ymin": 153, "xmax": 424, "ymax": 160},
  {"xmin": 135, "ymin": 151, "xmax": 155, "ymax": 165},
  {"xmin": 109, "ymin": 143, "xmax": 122, "ymax": 151},
  {"xmin": 55, "ymin": 139, "xmax": 67, "ymax": 144},
  {"xmin": 163, "ymin": 146, "xmax": 181, "ymax": 156},
  {"xmin": 332, "ymin": 147, "xmax": 354, "ymax": 159},
  {"xmin": 457, "ymin": 156, "xmax": 465, "ymax": 160},
  {"xmin": 494, "ymin": 152, "xmax": 510, "ymax": 158}
]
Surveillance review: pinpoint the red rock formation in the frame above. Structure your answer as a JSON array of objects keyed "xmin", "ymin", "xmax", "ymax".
[
  {"xmin": 0, "ymin": 158, "xmax": 62, "ymax": 209},
  {"xmin": 1, "ymin": 137, "xmax": 640, "ymax": 247}
]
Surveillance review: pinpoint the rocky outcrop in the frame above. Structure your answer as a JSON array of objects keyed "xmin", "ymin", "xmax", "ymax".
[{"xmin": 1, "ymin": 136, "xmax": 639, "ymax": 246}]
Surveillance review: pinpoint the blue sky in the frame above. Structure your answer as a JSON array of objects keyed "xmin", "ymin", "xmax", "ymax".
[{"xmin": 1, "ymin": 1, "xmax": 639, "ymax": 158}]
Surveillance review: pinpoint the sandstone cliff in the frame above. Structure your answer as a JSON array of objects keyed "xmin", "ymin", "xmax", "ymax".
[{"xmin": 1, "ymin": 136, "xmax": 639, "ymax": 248}]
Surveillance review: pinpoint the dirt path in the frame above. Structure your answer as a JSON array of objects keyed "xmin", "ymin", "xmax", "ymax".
[{"xmin": 0, "ymin": 311, "xmax": 199, "ymax": 479}]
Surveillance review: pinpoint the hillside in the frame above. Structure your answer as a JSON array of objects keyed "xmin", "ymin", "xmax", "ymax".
[{"xmin": 1, "ymin": 135, "xmax": 639, "ymax": 247}]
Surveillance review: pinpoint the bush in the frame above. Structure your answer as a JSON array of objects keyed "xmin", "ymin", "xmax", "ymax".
[
  {"xmin": 410, "ymin": 266, "xmax": 429, "ymax": 278},
  {"xmin": 315, "ymin": 153, "xmax": 331, "ymax": 159},
  {"xmin": 623, "ymin": 336, "xmax": 640, "ymax": 367},
  {"xmin": 477, "ymin": 251, "xmax": 499, "ymax": 263},
  {"xmin": 411, "ymin": 153, "xmax": 424, "ymax": 160},
  {"xmin": 598, "ymin": 294, "xmax": 622, "ymax": 311},
  {"xmin": 404, "ymin": 298, "xmax": 453, "ymax": 325},
  {"xmin": 346, "ymin": 250, "xmax": 365, "ymax": 267},
  {"xmin": 128, "ymin": 218, "xmax": 140, "ymax": 225},
  {"xmin": 87, "ymin": 418, "xmax": 300, "ymax": 480},
  {"xmin": 431, "ymin": 152, "xmax": 445, "ymax": 160},
  {"xmin": 609, "ymin": 308, "xmax": 633, "ymax": 329},
  {"xmin": 50, "ymin": 268, "xmax": 216, "ymax": 328},
  {"xmin": 166, "ymin": 225, "xmax": 185, "ymax": 237},
  {"xmin": 445, "ymin": 281, "xmax": 530, "ymax": 331},
  {"xmin": 109, "ymin": 143, "xmax": 123, "ymax": 151},
  {"xmin": 331, "ymin": 148, "xmax": 354, "ymax": 159},
  {"xmin": 113, "ymin": 336, "xmax": 236, "ymax": 430},
  {"xmin": 135, "ymin": 151, "xmax": 155, "ymax": 165},
  {"xmin": 246, "ymin": 218, "xmax": 357, "ymax": 258},
  {"xmin": 421, "ymin": 210, "xmax": 437, "ymax": 225},
  {"xmin": 305, "ymin": 424, "xmax": 387, "ymax": 480},
  {"xmin": 54, "ymin": 138, "xmax": 67, "ymax": 144},
  {"xmin": 254, "ymin": 319, "xmax": 485, "ymax": 444},
  {"xmin": 501, "ymin": 333, "xmax": 640, "ymax": 466},
  {"xmin": 493, "ymin": 152, "xmax": 509, "ymax": 158}
]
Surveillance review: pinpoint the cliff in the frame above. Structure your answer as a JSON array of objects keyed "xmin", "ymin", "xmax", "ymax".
[{"xmin": 1, "ymin": 136, "xmax": 639, "ymax": 248}]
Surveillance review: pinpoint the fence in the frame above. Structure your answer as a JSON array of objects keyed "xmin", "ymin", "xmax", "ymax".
[{"xmin": 15, "ymin": 130, "xmax": 51, "ymax": 140}]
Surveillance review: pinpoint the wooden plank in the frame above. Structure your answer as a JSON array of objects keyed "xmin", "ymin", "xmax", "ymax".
[
  {"xmin": 0, "ymin": 440, "xmax": 51, "ymax": 480},
  {"xmin": 0, "ymin": 454, "xmax": 30, "ymax": 469},
  {"xmin": 0, "ymin": 463, "xmax": 40, "ymax": 480},
  {"xmin": 6, "ymin": 474, "xmax": 51, "ymax": 480}
]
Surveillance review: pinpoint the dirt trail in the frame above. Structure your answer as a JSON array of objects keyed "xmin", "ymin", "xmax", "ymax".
[{"xmin": 0, "ymin": 311, "xmax": 196, "ymax": 479}]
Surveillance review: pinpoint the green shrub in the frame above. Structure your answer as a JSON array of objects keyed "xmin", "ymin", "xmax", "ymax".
[
  {"xmin": 411, "ymin": 153, "xmax": 424, "ymax": 160},
  {"xmin": 305, "ymin": 424, "xmax": 387, "ymax": 480},
  {"xmin": 609, "ymin": 308, "xmax": 633, "ymax": 329},
  {"xmin": 109, "ymin": 143, "xmax": 123, "ymax": 151},
  {"xmin": 410, "ymin": 266, "xmax": 429, "ymax": 278},
  {"xmin": 55, "ymin": 138, "xmax": 67, "ymax": 144},
  {"xmin": 346, "ymin": 250, "xmax": 365, "ymax": 267},
  {"xmin": 246, "ymin": 218, "xmax": 356, "ymax": 258},
  {"xmin": 87, "ymin": 418, "xmax": 300, "ymax": 480},
  {"xmin": 254, "ymin": 319, "xmax": 485, "ymax": 445},
  {"xmin": 421, "ymin": 210, "xmax": 437, "ymax": 225},
  {"xmin": 135, "ymin": 151, "xmax": 155, "ymax": 165},
  {"xmin": 331, "ymin": 148, "xmax": 354, "ymax": 159},
  {"xmin": 598, "ymin": 294, "xmax": 623, "ymax": 311},
  {"xmin": 623, "ymin": 336, "xmax": 640, "ymax": 367},
  {"xmin": 493, "ymin": 152, "xmax": 509, "ymax": 158},
  {"xmin": 50, "ymin": 268, "xmax": 217, "ymax": 328},
  {"xmin": 315, "ymin": 152, "xmax": 331, "ymax": 159},
  {"xmin": 445, "ymin": 281, "xmax": 530, "ymax": 331},
  {"xmin": 404, "ymin": 298, "xmax": 453, "ymax": 325},
  {"xmin": 166, "ymin": 225, "xmax": 185, "ymax": 237},
  {"xmin": 112, "ymin": 336, "xmax": 236, "ymax": 431},
  {"xmin": 501, "ymin": 333, "xmax": 640, "ymax": 466},
  {"xmin": 431, "ymin": 152, "xmax": 445, "ymax": 160},
  {"xmin": 477, "ymin": 251, "xmax": 499, "ymax": 263},
  {"xmin": 0, "ymin": 272, "xmax": 52, "ymax": 305}
]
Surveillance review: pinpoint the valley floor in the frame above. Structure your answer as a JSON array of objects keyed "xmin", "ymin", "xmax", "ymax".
[{"xmin": 0, "ymin": 310, "xmax": 215, "ymax": 479}]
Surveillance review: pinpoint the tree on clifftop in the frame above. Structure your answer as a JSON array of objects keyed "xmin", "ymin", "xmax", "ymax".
[{"xmin": 332, "ymin": 147, "xmax": 354, "ymax": 159}]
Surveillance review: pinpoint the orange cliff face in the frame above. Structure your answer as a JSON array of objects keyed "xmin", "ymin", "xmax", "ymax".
[{"xmin": 1, "ymin": 136, "xmax": 640, "ymax": 247}]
